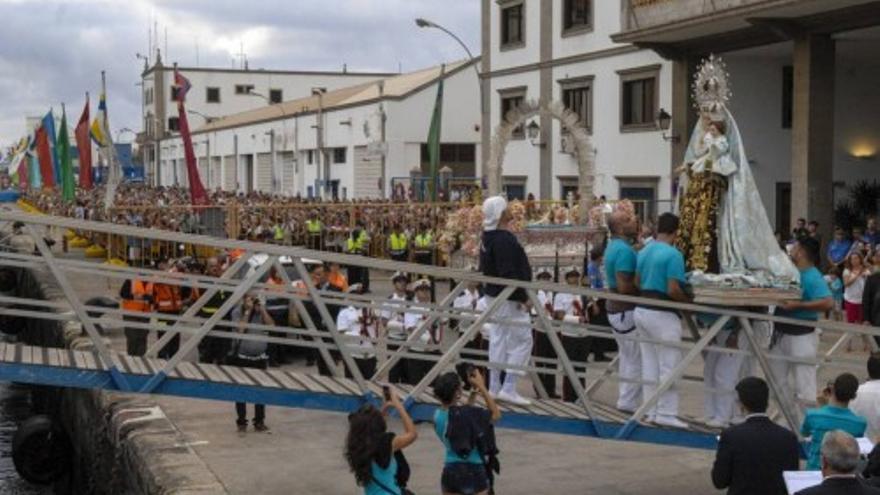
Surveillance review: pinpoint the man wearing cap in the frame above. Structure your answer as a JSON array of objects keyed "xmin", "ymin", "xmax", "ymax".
[
  {"xmin": 480, "ymin": 195, "xmax": 533, "ymax": 406},
  {"xmin": 532, "ymin": 269, "xmax": 558, "ymax": 398},
  {"xmin": 336, "ymin": 283, "xmax": 378, "ymax": 378},
  {"xmin": 404, "ymin": 279, "xmax": 442, "ymax": 384},
  {"xmin": 604, "ymin": 210, "xmax": 642, "ymax": 413},
  {"xmin": 381, "ymin": 271, "xmax": 411, "ymax": 383},
  {"xmin": 553, "ymin": 267, "xmax": 590, "ymax": 403}
]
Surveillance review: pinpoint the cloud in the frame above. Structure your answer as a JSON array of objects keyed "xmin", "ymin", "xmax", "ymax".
[{"xmin": 0, "ymin": 0, "xmax": 478, "ymax": 148}]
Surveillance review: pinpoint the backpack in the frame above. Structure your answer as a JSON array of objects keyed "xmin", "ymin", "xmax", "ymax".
[{"xmin": 446, "ymin": 406, "xmax": 501, "ymax": 492}]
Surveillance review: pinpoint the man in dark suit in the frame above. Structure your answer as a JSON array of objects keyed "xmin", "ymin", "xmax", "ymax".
[
  {"xmin": 796, "ymin": 430, "xmax": 880, "ymax": 495},
  {"xmin": 712, "ymin": 377, "xmax": 800, "ymax": 495}
]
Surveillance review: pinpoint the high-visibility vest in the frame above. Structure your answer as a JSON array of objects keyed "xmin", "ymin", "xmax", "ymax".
[
  {"xmin": 273, "ymin": 225, "xmax": 284, "ymax": 241},
  {"xmin": 389, "ymin": 233, "xmax": 408, "ymax": 252},
  {"xmin": 327, "ymin": 271, "xmax": 348, "ymax": 292},
  {"xmin": 347, "ymin": 231, "xmax": 368, "ymax": 253},
  {"xmin": 414, "ymin": 232, "xmax": 432, "ymax": 250},
  {"xmin": 121, "ymin": 280, "xmax": 153, "ymax": 312},
  {"xmin": 306, "ymin": 219, "xmax": 322, "ymax": 234},
  {"xmin": 153, "ymin": 283, "xmax": 182, "ymax": 313}
]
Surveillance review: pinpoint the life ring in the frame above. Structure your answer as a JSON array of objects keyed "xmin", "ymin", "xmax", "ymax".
[{"xmin": 12, "ymin": 414, "xmax": 72, "ymax": 485}]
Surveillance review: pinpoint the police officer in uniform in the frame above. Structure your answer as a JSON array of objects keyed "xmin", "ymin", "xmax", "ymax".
[
  {"xmin": 305, "ymin": 211, "xmax": 323, "ymax": 251},
  {"xmin": 346, "ymin": 223, "xmax": 370, "ymax": 292},
  {"xmin": 413, "ymin": 223, "xmax": 435, "ymax": 301},
  {"xmin": 532, "ymin": 268, "xmax": 557, "ymax": 398},
  {"xmin": 387, "ymin": 223, "xmax": 409, "ymax": 263},
  {"xmin": 634, "ymin": 213, "xmax": 693, "ymax": 429}
]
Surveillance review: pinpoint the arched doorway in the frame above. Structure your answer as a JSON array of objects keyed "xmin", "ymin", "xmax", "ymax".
[{"xmin": 486, "ymin": 99, "xmax": 595, "ymax": 222}]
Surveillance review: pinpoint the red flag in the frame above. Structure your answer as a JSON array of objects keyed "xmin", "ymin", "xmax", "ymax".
[
  {"xmin": 75, "ymin": 96, "xmax": 93, "ymax": 189},
  {"xmin": 17, "ymin": 155, "xmax": 28, "ymax": 189},
  {"xmin": 35, "ymin": 127, "xmax": 55, "ymax": 188},
  {"xmin": 174, "ymin": 68, "xmax": 208, "ymax": 206}
]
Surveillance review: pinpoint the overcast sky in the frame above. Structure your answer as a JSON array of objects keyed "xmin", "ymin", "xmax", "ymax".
[{"xmin": 0, "ymin": 0, "xmax": 478, "ymax": 148}]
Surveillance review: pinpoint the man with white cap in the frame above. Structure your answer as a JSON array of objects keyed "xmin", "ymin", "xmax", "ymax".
[
  {"xmin": 336, "ymin": 283, "xmax": 378, "ymax": 378},
  {"xmin": 380, "ymin": 271, "xmax": 411, "ymax": 383},
  {"xmin": 404, "ymin": 279, "xmax": 443, "ymax": 384},
  {"xmin": 480, "ymin": 195, "xmax": 534, "ymax": 406}
]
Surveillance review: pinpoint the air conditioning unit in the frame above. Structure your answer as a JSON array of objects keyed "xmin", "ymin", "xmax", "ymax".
[{"xmin": 560, "ymin": 132, "xmax": 577, "ymax": 155}]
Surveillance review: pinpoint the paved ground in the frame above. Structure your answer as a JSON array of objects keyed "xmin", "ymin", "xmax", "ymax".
[{"xmin": 41, "ymin": 230, "xmax": 869, "ymax": 494}]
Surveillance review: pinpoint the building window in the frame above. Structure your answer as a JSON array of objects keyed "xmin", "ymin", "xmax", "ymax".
[
  {"xmin": 560, "ymin": 77, "xmax": 593, "ymax": 133},
  {"xmin": 206, "ymin": 87, "xmax": 221, "ymax": 103},
  {"xmin": 269, "ymin": 89, "xmax": 283, "ymax": 104},
  {"xmin": 562, "ymin": 0, "xmax": 591, "ymax": 34},
  {"xmin": 782, "ymin": 65, "xmax": 793, "ymax": 129},
  {"xmin": 618, "ymin": 65, "xmax": 660, "ymax": 131},
  {"xmin": 502, "ymin": 176, "xmax": 527, "ymax": 201},
  {"xmin": 306, "ymin": 150, "xmax": 314, "ymax": 164},
  {"xmin": 618, "ymin": 178, "xmax": 659, "ymax": 223},
  {"xmin": 500, "ymin": 2, "xmax": 524, "ymax": 49},
  {"xmin": 499, "ymin": 87, "xmax": 527, "ymax": 139},
  {"xmin": 144, "ymin": 88, "xmax": 153, "ymax": 106},
  {"xmin": 332, "ymin": 147, "xmax": 347, "ymax": 164},
  {"xmin": 170, "ymin": 86, "xmax": 180, "ymax": 101},
  {"xmin": 167, "ymin": 117, "xmax": 180, "ymax": 132},
  {"xmin": 235, "ymin": 84, "xmax": 255, "ymax": 95}
]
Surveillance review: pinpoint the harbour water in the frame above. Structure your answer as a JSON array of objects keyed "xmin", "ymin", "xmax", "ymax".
[{"xmin": 0, "ymin": 383, "xmax": 48, "ymax": 494}]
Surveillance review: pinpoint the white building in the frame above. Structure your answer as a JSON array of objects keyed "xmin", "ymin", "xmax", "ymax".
[
  {"xmin": 480, "ymin": 0, "xmax": 674, "ymax": 218},
  {"xmin": 482, "ymin": 0, "xmax": 880, "ymax": 233},
  {"xmin": 157, "ymin": 60, "xmax": 480, "ymax": 199},
  {"xmin": 140, "ymin": 52, "xmax": 391, "ymax": 187}
]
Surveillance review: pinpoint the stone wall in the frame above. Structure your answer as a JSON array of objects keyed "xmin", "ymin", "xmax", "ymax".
[{"xmin": 13, "ymin": 265, "xmax": 226, "ymax": 495}]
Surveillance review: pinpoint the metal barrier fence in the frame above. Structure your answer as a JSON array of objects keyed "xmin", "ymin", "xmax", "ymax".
[{"xmin": 0, "ymin": 209, "xmax": 876, "ymax": 444}]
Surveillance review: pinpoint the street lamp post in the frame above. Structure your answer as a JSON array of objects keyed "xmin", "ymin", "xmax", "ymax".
[{"xmin": 415, "ymin": 17, "xmax": 486, "ymax": 192}]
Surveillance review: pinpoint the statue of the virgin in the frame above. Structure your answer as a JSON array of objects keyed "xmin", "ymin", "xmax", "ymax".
[{"xmin": 676, "ymin": 55, "xmax": 799, "ymax": 283}]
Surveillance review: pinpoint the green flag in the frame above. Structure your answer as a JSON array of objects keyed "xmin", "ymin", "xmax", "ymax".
[
  {"xmin": 426, "ymin": 65, "xmax": 445, "ymax": 202},
  {"xmin": 58, "ymin": 106, "xmax": 75, "ymax": 202}
]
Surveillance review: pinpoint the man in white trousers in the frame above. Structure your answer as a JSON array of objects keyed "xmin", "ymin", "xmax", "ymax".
[
  {"xmin": 701, "ymin": 317, "xmax": 747, "ymax": 428},
  {"xmin": 480, "ymin": 196, "xmax": 533, "ymax": 406},
  {"xmin": 634, "ymin": 213, "xmax": 693, "ymax": 429},
  {"xmin": 603, "ymin": 210, "xmax": 642, "ymax": 413},
  {"xmin": 770, "ymin": 236, "xmax": 833, "ymax": 414}
]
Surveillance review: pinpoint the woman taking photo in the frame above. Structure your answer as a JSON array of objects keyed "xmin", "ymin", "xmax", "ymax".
[
  {"xmin": 432, "ymin": 368, "xmax": 502, "ymax": 495},
  {"xmin": 345, "ymin": 390, "xmax": 418, "ymax": 495},
  {"xmin": 844, "ymin": 251, "xmax": 870, "ymax": 352}
]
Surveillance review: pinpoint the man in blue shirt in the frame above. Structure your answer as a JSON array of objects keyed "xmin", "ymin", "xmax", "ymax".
[
  {"xmin": 604, "ymin": 210, "xmax": 642, "ymax": 413},
  {"xmin": 826, "ymin": 226, "xmax": 852, "ymax": 268},
  {"xmin": 634, "ymin": 213, "xmax": 693, "ymax": 429},
  {"xmin": 772, "ymin": 236, "xmax": 834, "ymax": 412},
  {"xmin": 801, "ymin": 373, "xmax": 867, "ymax": 470}
]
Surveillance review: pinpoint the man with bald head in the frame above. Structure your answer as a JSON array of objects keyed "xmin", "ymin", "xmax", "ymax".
[
  {"xmin": 795, "ymin": 430, "xmax": 880, "ymax": 494},
  {"xmin": 604, "ymin": 210, "xmax": 642, "ymax": 413}
]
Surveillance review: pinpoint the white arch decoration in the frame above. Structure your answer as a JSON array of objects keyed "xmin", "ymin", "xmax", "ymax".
[{"xmin": 486, "ymin": 99, "xmax": 595, "ymax": 223}]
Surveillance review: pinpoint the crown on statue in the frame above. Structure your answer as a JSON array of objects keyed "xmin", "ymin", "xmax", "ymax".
[{"xmin": 692, "ymin": 54, "xmax": 731, "ymax": 121}]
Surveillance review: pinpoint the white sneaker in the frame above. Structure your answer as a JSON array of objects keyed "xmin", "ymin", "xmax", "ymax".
[
  {"xmin": 706, "ymin": 418, "xmax": 728, "ymax": 429},
  {"xmin": 497, "ymin": 390, "xmax": 532, "ymax": 406},
  {"xmin": 654, "ymin": 415, "xmax": 689, "ymax": 429}
]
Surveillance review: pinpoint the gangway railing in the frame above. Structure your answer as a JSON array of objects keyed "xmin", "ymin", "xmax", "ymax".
[{"xmin": 0, "ymin": 208, "xmax": 876, "ymax": 449}]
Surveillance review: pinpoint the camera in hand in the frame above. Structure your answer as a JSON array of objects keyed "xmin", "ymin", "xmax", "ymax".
[{"xmin": 456, "ymin": 362, "xmax": 476, "ymax": 391}]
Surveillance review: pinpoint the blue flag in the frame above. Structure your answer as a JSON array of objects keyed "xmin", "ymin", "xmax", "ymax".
[{"xmin": 42, "ymin": 110, "xmax": 60, "ymax": 187}]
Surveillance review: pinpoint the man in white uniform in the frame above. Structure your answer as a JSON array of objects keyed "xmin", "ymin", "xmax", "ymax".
[
  {"xmin": 479, "ymin": 196, "xmax": 533, "ymax": 406},
  {"xmin": 553, "ymin": 268, "xmax": 589, "ymax": 403},
  {"xmin": 380, "ymin": 271, "xmax": 410, "ymax": 383},
  {"xmin": 533, "ymin": 269, "xmax": 557, "ymax": 398},
  {"xmin": 336, "ymin": 284, "xmax": 378, "ymax": 378},
  {"xmin": 701, "ymin": 317, "xmax": 747, "ymax": 428},
  {"xmin": 403, "ymin": 279, "xmax": 442, "ymax": 384}
]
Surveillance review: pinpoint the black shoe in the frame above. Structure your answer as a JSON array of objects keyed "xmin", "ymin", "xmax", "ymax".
[
  {"xmin": 592, "ymin": 354, "xmax": 612, "ymax": 363},
  {"xmin": 253, "ymin": 422, "xmax": 270, "ymax": 432},
  {"xmin": 236, "ymin": 422, "xmax": 247, "ymax": 432}
]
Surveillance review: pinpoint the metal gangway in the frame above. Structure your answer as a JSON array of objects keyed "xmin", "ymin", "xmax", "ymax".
[{"xmin": 0, "ymin": 208, "xmax": 875, "ymax": 451}]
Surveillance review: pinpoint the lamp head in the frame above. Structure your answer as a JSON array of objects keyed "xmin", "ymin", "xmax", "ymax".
[
  {"xmin": 526, "ymin": 120, "xmax": 540, "ymax": 140},
  {"xmin": 415, "ymin": 18, "xmax": 435, "ymax": 28},
  {"xmin": 656, "ymin": 108, "xmax": 672, "ymax": 131}
]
